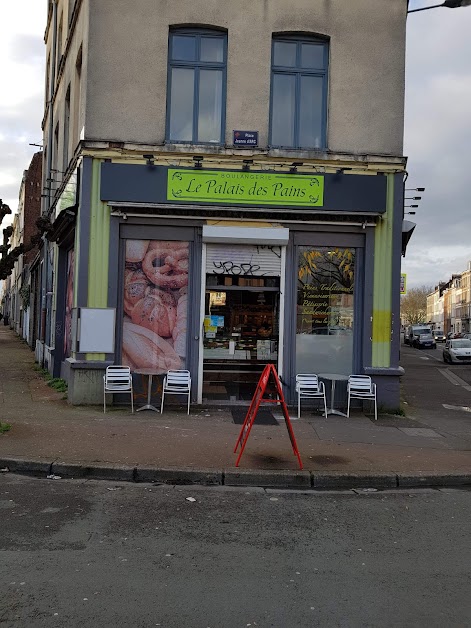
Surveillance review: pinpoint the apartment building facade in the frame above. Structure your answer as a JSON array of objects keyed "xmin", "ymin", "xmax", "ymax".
[
  {"xmin": 427, "ymin": 263, "xmax": 471, "ymax": 337},
  {"xmin": 1, "ymin": 152, "xmax": 42, "ymax": 344},
  {"xmin": 38, "ymin": 0, "xmax": 408, "ymax": 407}
]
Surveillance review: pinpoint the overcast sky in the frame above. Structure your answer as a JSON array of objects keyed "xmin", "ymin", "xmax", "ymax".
[{"xmin": 0, "ymin": 1, "xmax": 470, "ymax": 290}]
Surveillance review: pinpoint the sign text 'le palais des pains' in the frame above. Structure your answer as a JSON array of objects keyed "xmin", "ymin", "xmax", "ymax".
[{"xmin": 167, "ymin": 169, "xmax": 324, "ymax": 208}]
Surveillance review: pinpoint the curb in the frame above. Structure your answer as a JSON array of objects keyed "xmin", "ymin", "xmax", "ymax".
[
  {"xmin": 52, "ymin": 461, "xmax": 135, "ymax": 482},
  {"xmin": 396, "ymin": 473, "xmax": 471, "ymax": 488},
  {"xmin": 312, "ymin": 472, "xmax": 397, "ymax": 489},
  {"xmin": 1, "ymin": 457, "xmax": 471, "ymax": 490},
  {"xmin": 225, "ymin": 469, "xmax": 311, "ymax": 488},
  {"xmin": 135, "ymin": 466, "xmax": 223, "ymax": 485}
]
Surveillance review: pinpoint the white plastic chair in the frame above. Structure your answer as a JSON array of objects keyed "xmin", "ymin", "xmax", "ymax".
[
  {"xmin": 103, "ymin": 365, "xmax": 134, "ymax": 414},
  {"xmin": 161, "ymin": 369, "xmax": 191, "ymax": 415},
  {"xmin": 295, "ymin": 374, "xmax": 327, "ymax": 418},
  {"xmin": 347, "ymin": 375, "xmax": 377, "ymax": 420}
]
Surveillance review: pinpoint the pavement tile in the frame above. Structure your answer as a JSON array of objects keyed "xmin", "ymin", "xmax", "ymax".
[{"xmin": 398, "ymin": 428, "xmax": 443, "ymax": 438}]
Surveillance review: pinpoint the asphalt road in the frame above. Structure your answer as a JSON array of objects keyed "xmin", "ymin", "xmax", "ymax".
[
  {"xmin": 1, "ymin": 475, "xmax": 470, "ymax": 628},
  {"xmin": 400, "ymin": 342, "xmax": 471, "ymax": 442}
]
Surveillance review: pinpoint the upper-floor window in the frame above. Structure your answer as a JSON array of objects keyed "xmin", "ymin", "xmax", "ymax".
[
  {"xmin": 68, "ymin": 0, "xmax": 76, "ymax": 28},
  {"xmin": 269, "ymin": 35, "xmax": 328, "ymax": 150},
  {"xmin": 56, "ymin": 13, "xmax": 63, "ymax": 73},
  {"xmin": 167, "ymin": 29, "xmax": 227, "ymax": 144},
  {"xmin": 63, "ymin": 85, "xmax": 71, "ymax": 174},
  {"xmin": 45, "ymin": 52, "xmax": 51, "ymax": 102}
]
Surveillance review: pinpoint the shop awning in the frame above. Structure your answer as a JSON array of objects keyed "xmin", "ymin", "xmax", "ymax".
[
  {"xmin": 402, "ymin": 219, "xmax": 416, "ymax": 257},
  {"xmin": 202, "ymin": 225, "xmax": 289, "ymax": 245}
]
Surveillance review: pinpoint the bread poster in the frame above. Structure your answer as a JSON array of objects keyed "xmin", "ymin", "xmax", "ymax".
[
  {"xmin": 122, "ymin": 240, "xmax": 189, "ymax": 372},
  {"xmin": 63, "ymin": 248, "xmax": 74, "ymax": 358}
]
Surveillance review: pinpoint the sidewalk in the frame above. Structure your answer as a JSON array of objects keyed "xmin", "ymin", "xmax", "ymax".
[{"xmin": 1, "ymin": 327, "xmax": 470, "ymax": 489}]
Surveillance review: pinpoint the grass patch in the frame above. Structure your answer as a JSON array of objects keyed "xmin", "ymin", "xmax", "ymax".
[
  {"xmin": 48, "ymin": 378, "xmax": 68, "ymax": 393},
  {"xmin": 0, "ymin": 422, "xmax": 11, "ymax": 434},
  {"xmin": 379, "ymin": 406, "xmax": 406, "ymax": 417},
  {"xmin": 33, "ymin": 365, "xmax": 50, "ymax": 378},
  {"xmin": 33, "ymin": 364, "xmax": 68, "ymax": 393}
]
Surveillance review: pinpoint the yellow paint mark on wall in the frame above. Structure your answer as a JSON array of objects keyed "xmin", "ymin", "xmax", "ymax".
[{"xmin": 372, "ymin": 310, "xmax": 392, "ymax": 344}]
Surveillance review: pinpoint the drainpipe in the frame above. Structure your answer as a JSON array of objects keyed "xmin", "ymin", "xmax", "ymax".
[{"xmin": 40, "ymin": 0, "xmax": 58, "ymax": 366}]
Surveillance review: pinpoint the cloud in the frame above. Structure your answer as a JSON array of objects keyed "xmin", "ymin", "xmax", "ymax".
[
  {"xmin": 0, "ymin": 2, "xmax": 45, "ymax": 224},
  {"xmin": 8, "ymin": 33, "xmax": 45, "ymax": 65},
  {"xmin": 403, "ymin": 6, "xmax": 471, "ymax": 287},
  {"xmin": 402, "ymin": 245, "xmax": 470, "ymax": 290}
]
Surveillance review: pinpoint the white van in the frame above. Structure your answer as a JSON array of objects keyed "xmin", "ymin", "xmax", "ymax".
[{"xmin": 404, "ymin": 324, "xmax": 432, "ymax": 346}]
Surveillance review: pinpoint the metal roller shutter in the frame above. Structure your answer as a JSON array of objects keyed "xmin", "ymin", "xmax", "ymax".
[{"xmin": 206, "ymin": 243, "xmax": 282, "ymax": 277}]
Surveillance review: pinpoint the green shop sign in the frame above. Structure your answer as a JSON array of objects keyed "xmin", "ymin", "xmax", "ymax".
[{"xmin": 167, "ymin": 169, "xmax": 324, "ymax": 207}]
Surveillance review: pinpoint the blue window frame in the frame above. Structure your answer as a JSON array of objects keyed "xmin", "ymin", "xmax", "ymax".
[
  {"xmin": 269, "ymin": 36, "xmax": 328, "ymax": 150},
  {"xmin": 167, "ymin": 29, "xmax": 227, "ymax": 145}
]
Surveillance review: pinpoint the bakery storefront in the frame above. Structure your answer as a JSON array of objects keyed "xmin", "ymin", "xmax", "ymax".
[{"xmin": 88, "ymin": 161, "xmax": 401, "ymax": 407}]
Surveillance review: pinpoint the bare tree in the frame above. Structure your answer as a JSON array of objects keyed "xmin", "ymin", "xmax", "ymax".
[{"xmin": 401, "ymin": 285, "xmax": 433, "ymax": 325}]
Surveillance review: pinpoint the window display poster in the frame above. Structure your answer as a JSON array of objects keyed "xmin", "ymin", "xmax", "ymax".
[
  {"xmin": 64, "ymin": 248, "xmax": 74, "ymax": 358},
  {"xmin": 122, "ymin": 240, "xmax": 189, "ymax": 372},
  {"xmin": 257, "ymin": 340, "xmax": 271, "ymax": 360}
]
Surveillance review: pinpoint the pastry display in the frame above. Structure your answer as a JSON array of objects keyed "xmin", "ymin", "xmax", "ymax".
[
  {"xmin": 142, "ymin": 243, "xmax": 189, "ymax": 289},
  {"xmin": 131, "ymin": 287, "xmax": 176, "ymax": 338},
  {"xmin": 172, "ymin": 291, "xmax": 188, "ymax": 358},
  {"xmin": 125, "ymin": 239, "xmax": 150, "ymax": 263},
  {"xmin": 123, "ymin": 320, "xmax": 181, "ymax": 373},
  {"xmin": 124, "ymin": 268, "xmax": 150, "ymax": 317},
  {"xmin": 122, "ymin": 240, "xmax": 189, "ymax": 370}
]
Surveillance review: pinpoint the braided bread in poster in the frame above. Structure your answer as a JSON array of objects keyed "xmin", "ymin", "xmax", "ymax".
[{"xmin": 122, "ymin": 240, "xmax": 189, "ymax": 370}]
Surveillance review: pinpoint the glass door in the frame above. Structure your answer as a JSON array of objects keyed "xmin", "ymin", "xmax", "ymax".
[
  {"xmin": 296, "ymin": 246, "xmax": 356, "ymax": 375},
  {"xmin": 202, "ymin": 273, "xmax": 280, "ymax": 401}
]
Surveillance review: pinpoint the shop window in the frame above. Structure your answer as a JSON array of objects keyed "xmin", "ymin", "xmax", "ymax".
[
  {"xmin": 296, "ymin": 246, "xmax": 355, "ymax": 375},
  {"xmin": 122, "ymin": 240, "xmax": 190, "ymax": 372},
  {"xmin": 203, "ymin": 281, "xmax": 280, "ymax": 401},
  {"xmin": 166, "ymin": 29, "xmax": 227, "ymax": 144},
  {"xmin": 269, "ymin": 36, "xmax": 328, "ymax": 149}
]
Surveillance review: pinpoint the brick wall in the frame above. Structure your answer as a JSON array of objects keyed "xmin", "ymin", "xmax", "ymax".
[{"xmin": 23, "ymin": 151, "xmax": 43, "ymax": 266}]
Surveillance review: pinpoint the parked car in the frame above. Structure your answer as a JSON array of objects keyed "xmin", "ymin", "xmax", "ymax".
[
  {"xmin": 447, "ymin": 331, "xmax": 462, "ymax": 340},
  {"xmin": 405, "ymin": 324, "xmax": 432, "ymax": 346},
  {"xmin": 462, "ymin": 333, "xmax": 471, "ymax": 341},
  {"xmin": 431, "ymin": 329, "xmax": 446, "ymax": 342},
  {"xmin": 443, "ymin": 339, "xmax": 471, "ymax": 364},
  {"xmin": 413, "ymin": 333, "xmax": 436, "ymax": 350}
]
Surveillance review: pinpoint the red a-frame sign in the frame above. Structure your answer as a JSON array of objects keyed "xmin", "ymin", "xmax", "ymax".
[{"xmin": 233, "ymin": 364, "xmax": 303, "ymax": 469}]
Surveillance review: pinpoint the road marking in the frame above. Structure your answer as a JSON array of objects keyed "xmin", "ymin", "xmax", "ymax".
[
  {"xmin": 438, "ymin": 369, "xmax": 471, "ymax": 388},
  {"xmin": 443, "ymin": 404, "xmax": 471, "ymax": 413}
]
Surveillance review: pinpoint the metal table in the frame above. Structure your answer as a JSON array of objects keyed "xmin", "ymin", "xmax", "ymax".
[
  {"xmin": 318, "ymin": 373, "xmax": 349, "ymax": 417},
  {"xmin": 134, "ymin": 368, "xmax": 161, "ymax": 412}
]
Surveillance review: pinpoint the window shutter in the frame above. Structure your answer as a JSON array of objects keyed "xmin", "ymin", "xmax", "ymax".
[{"xmin": 205, "ymin": 243, "xmax": 282, "ymax": 276}]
